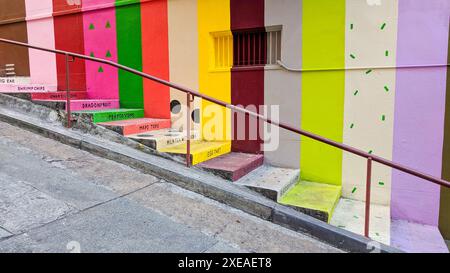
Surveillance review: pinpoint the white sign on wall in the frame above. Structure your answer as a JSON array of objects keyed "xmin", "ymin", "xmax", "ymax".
[{"xmin": 0, "ymin": 77, "xmax": 31, "ymax": 85}]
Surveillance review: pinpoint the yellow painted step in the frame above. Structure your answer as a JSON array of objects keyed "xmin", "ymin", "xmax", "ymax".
[
  {"xmin": 279, "ymin": 181, "xmax": 342, "ymax": 223},
  {"xmin": 159, "ymin": 141, "xmax": 231, "ymax": 165}
]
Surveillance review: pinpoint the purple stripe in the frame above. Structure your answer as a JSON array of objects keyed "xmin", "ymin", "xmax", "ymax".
[{"xmin": 392, "ymin": 0, "xmax": 450, "ymax": 226}]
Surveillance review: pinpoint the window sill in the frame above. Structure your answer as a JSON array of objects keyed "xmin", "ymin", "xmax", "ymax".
[{"xmin": 231, "ymin": 65, "xmax": 266, "ymax": 72}]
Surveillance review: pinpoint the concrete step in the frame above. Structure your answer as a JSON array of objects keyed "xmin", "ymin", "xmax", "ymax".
[
  {"xmin": 235, "ymin": 166, "xmax": 300, "ymax": 201},
  {"xmin": 30, "ymin": 98, "xmax": 119, "ymax": 112},
  {"xmin": 128, "ymin": 129, "xmax": 200, "ymax": 150},
  {"xmin": 197, "ymin": 153, "xmax": 264, "ymax": 181},
  {"xmin": 0, "ymin": 83, "xmax": 57, "ymax": 93},
  {"xmin": 159, "ymin": 141, "xmax": 231, "ymax": 165},
  {"xmin": 31, "ymin": 91, "xmax": 88, "ymax": 100},
  {"xmin": 73, "ymin": 108, "xmax": 144, "ymax": 123},
  {"xmin": 279, "ymin": 181, "xmax": 342, "ymax": 223},
  {"xmin": 98, "ymin": 118, "xmax": 171, "ymax": 136},
  {"xmin": 330, "ymin": 198, "xmax": 390, "ymax": 246},
  {"xmin": 391, "ymin": 219, "xmax": 449, "ymax": 253}
]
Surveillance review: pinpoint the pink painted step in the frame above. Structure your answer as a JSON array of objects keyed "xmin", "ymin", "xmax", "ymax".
[
  {"xmin": 0, "ymin": 83, "xmax": 57, "ymax": 93},
  {"xmin": 69, "ymin": 99, "xmax": 119, "ymax": 111},
  {"xmin": 98, "ymin": 118, "xmax": 171, "ymax": 136},
  {"xmin": 31, "ymin": 91, "xmax": 88, "ymax": 100},
  {"xmin": 33, "ymin": 99, "xmax": 119, "ymax": 111},
  {"xmin": 391, "ymin": 219, "xmax": 449, "ymax": 253},
  {"xmin": 197, "ymin": 152, "xmax": 264, "ymax": 181}
]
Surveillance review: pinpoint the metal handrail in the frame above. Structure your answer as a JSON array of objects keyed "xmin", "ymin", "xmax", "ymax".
[{"xmin": 1, "ymin": 37, "xmax": 449, "ymax": 239}]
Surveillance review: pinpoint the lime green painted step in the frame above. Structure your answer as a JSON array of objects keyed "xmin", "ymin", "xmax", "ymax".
[
  {"xmin": 73, "ymin": 109, "xmax": 144, "ymax": 123},
  {"xmin": 280, "ymin": 181, "xmax": 342, "ymax": 223},
  {"xmin": 159, "ymin": 141, "xmax": 231, "ymax": 165}
]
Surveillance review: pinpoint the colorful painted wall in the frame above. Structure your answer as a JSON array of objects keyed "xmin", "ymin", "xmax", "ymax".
[{"xmin": 1, "ymin": 0, "xmax": 450, "ymax": 239}]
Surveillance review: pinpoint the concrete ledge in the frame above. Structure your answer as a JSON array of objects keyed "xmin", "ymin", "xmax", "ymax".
[{"xmin": 0, "ymin": 98, "xmax": 403, "ymax": 253}]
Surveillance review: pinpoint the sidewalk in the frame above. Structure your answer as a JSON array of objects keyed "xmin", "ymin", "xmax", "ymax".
[{"xmin": 0, "ymin": 121, "xmax": 341, "ymax": 253}]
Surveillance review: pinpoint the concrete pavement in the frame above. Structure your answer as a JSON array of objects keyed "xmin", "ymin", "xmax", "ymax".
[{"xmin": 0, "ymin": 120, "xmax": 342, "ymax": 253}]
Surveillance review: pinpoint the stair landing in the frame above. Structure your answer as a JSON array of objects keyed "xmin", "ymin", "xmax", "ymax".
[
  {"xmin": 391, "ymin": 219, "xmax": 449, "ymax": 253},
  {"xmin": 197, "ymin": 152, "xmax": 264, "ymax": 181},
  {"xmin": 279, "ymin": 181, "xmax": 341, "ymax": 223},
  {"xmin": 330, "ymin": 198, "xmax": 390, "ymax": 245}
]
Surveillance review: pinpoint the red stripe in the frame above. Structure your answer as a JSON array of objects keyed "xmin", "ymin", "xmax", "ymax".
[
  {"xmin": 53, "ymin": 0, "xmax": 86, "ymax": 91},
  {"xmin": 141, "ymin": 0, "xmax": 170, "ymax": 119}
]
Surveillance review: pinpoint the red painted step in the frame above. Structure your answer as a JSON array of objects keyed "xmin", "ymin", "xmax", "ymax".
[
  {"xmin": 98, "ymin": 118, "xmax": 171, "ymax": 136},
  {"xmin": 31, "ymin": 91, "xmax": 88, "ymax": 100},
  {"xmin": 197, "ymin": 152, "xmax": 264, "ymax": 181}
]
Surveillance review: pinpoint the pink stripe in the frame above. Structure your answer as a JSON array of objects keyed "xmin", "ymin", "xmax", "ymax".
[
  {"xmin": 82, "ymin": 1, "xmax": 119, "ymax": 99},
  {"xmin": 70, "ymin": 99, "xmax": 119, "ymax": 111},
  {"xmin": 25, "ymin": 0, "xmax": 58, "ymax": 85}
]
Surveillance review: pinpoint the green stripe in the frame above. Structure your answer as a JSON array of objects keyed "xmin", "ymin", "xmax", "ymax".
[
  {"xmin": 301, "ymin": 0, "xmax": 345, "ymax": 186},
  {"xmin": 115, "ymin": 1, "xmax": 144, "ymax": 109}
]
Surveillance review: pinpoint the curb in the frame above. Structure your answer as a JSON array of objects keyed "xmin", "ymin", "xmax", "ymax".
[{"xmin": 0, "ymin": 102, "xmax": 402, "ymax": 253}]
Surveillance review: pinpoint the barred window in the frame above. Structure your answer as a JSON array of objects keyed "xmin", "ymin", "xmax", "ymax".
[
  {"xmin": 212, "ymin": 33, "xmax": 233, "ymax": 69},
  {"xmin": 232, "ymin": 27, "xmax": 282, "ymax": 67},
  {"xmin": 266, "ymin": 29, "xmax": 282, "ymax": 65},
  {"xmin": 233, "ymin": 30, "xmax": 266, "ymax": 67}
]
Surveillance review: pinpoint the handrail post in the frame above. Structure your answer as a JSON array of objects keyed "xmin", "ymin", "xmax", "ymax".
[
  {"xmin": 365, "ymin": 157, "xmax": 373, "ymax": 238},
  {"xmin": 65, "ymin": 53, "xmax": 71, "ymax": 128},
  {"xmin": 186, "ymin": 92, "xmax": 191, "ymax": 167}
]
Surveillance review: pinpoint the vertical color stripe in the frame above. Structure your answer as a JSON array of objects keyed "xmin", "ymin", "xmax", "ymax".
[
  {"xmin": 83, "ymin": 0, "xmax": 119, "ymax": 99},
  {"xmin": 440, "ymin": 20, "xmax": 450, "ymax": 240},
  {"xmin": 263, "ymin": 0, "xmax": 302, "ymax": 168},
  {"xmin": 0, "ymin": 0, "xmax": 30, "ymax": 77},
  {"xmin": 301, "ymin": 0, "xmax": 345, "ymax": 185},
  {"xmin": 168, "ymin": 0, "xmax": 200, "ymax": 131},
  {"xmin": 53, "ymin": 0, "xmax": 86, "ymax": 91},
  {"xmin": 342, "ymin": 0, "xmax": 398, "ymax": 205},
  {"xmin": 230, "ymin": 0, "xmax": 265, "ymax": 154},
  {"xmin": 141, "ymin": 0, "xmax": 170, "ymax": 118},
  {"xmin": 115, "ymin": 0, "xmax": 143, "ymax": 108},
  {"xmin": 392, "ymin": 0, "xmax": 450, "ymax": 226},
  {"xmin": 198, "ymin": 0, "xmax": 232, "ymax": 142},
  {"xmin": 25, "ymin": 0, "xmax": 57, "ymax": 85}
]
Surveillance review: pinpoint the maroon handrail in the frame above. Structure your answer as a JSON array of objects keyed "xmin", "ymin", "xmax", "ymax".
[{"xmin": 2, "ymin": 37, "xmax": 449, "ymax": 239}]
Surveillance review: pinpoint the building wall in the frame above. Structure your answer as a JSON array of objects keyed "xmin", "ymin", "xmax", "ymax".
[
  {"xmin": 52, "ymin": 0, "xmax": 86, "ymax": 91},
  {"xmin": 300, "ymin": 0, "xmax": 346, "ymax": 186},
  {"xmin": 264, "ymin": 0, "xmax": 302, "ymax": 168},
  {"xmin": 230, "ymin": 0, "xmax": 265, "ymax": 154},
  {"xmin": 198, "ymin": 0, "xmax": 232, "ymax": 142},
  {"xmin": 441, "ymin": 19, "xmax": 450, "ymax": 240},
  {"xmin": 1, "ymin": 0, "xmax": 450, "ymax": 235},
  {"xmin": 115, "ymin": 0, "xmax": 143, "ymax": 108},
  {"xmin": 342, "ymin": 0, "xmax": 399, "ymax": 205},
  {"xmin": 25, "ymin": 0, "xmax": 57, "ymax": 85},
  {"xmin": 167, "ymin": 0, "xmax": 200, "ymax": 132},
  {"xmin": 392, "ymin": 0, "xmax": 450, "ymax": 226},
  {"xmin": 0, "ymin": 0, "xmax": 30, "ymax": 77},
  {"xmin": 82, "ymin": 0, "xmax": 119, "ymax": 99},
  {"xmin": 141, "ymin": 0, "xmax": 170, "ymax": 118}
]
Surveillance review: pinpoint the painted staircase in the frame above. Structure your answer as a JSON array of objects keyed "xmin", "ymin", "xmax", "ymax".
[{"xmin": 4, "ymin": 85, "xmax": 448, "ymax": 252}]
